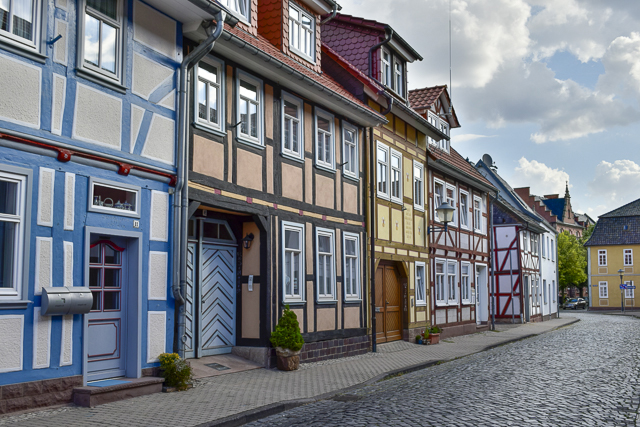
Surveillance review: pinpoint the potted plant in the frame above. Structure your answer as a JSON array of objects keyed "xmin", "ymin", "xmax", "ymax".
[
  {"xmin": 270, "ymin": 305, "xmax": 305, "ymax": 371},
  {"xmin": 422, "ymin": 330, "xmax": 429, "ymax": 345},
  {"xmin": 415, "ymin": 334, "xmax": 422, "ymax": 344},
  {"xmin": 429, "ymin": 326, "xmax": 441, "ymax": 345},
  {"xmin": 158, "ymin": 353, "xmax": 193, "ymax": 391}
]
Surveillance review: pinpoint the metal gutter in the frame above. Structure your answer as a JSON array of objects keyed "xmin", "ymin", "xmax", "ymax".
[{"xmin": 320, "ymin": 0, "xmax": 338, "ymax": 25}]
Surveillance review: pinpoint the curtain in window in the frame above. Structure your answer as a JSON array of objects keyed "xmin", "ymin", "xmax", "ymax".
[
  {"xmin": 87, "ymin": 0, "xmax": 117, "ymax": 20},
  {"xmin": 12, "ymin": 0, "xmax": 33, "ymax": 40}
]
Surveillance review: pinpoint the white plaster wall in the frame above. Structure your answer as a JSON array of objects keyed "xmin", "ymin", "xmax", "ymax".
[
  {"xmin": 53, "ymin": 19, "xmax": 68, "ymax": 65},
  {"xmin": 51, "ymin": 74, "xmax": 66, "ymax": 136},
  {"xmin": 435, "ymin": 309, "xmax": 446, "ymax": 324},
  {"xmin": 63, "ymin": 241, "xmax": 73, "ymax": 287},
  {"xmin": 133, "ymin": 0, "xmax": 177, "ymax": 59},
  {"xmin": 148, "ymin": 251, "xmax": 167, "ymax": 300},
  {"xmin": 132, "ymin": 53, "xmax": 173, "ymax": 101},
  {"xmin": 0, "ymin": 53, "xmax": 41, "ymax": 128},
  {"xmin": 130, "ymin": 105, "xmax": 145, "ymax": 153},
  {"xmin": 37, "ymin": 167, "xmax": 55, "ymax": 227},
  {"xmin": 150, "ymin": 191, "xmax": 169, "ymax": 242},
  {"xmin": 60, "ymin": 315, "xmax": 73, "ymax": 366},
  {"xmin": 32, "ymin": 307, "xmax": 51, "ymax": 369},
  {"xmin": 461, "ymin": 306, "xmax": 471, "ymax": 321},
  {"xmin": 447, "ymin": 308, "xmax": 457, "ymax": 323},
  {"xmin": 73, "ymin": 83, "xmax": 122, "ymax": 149},
  {"xmin": 147, "ymin": 311, "xmax": 166, "ymax": 363},
  {"xmin": 55, "ymin": 0, "xmax": 67, "ymax": 10},
  {"xmin": 142, "ymin": 114, "xmax": 175, "ymax": 165},
  {"xmin": 34, "ymin": 237, "xmax": 53, "ymax": 295},
  {"xmin": 0, "ymin": 315, "xmax": 24, "ymax": 373},
  {"xmin": 158, "ymin": 90, "xmax": 175, "ymax": 111},
  {"xmin": 64, "ymin": 172, "xmax": 75, "ymax": 230}
]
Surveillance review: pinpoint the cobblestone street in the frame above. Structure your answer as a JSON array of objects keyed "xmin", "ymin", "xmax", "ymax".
[{"xmin": 251, "ymin": 313, "xmax": 640, "ymax": 427}]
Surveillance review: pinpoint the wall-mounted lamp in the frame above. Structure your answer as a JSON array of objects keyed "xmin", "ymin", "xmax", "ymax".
[
  {"xmin": 242, "ymin": 233, "xmax": 254, "ymax": 249},
  {"xmin": 427, "ymin": 202, "xmax": 455, "ymax": 235}
]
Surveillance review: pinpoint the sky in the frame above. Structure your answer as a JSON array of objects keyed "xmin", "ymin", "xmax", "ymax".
[{"xmin": 336, "ymin": 0, "xmax": 640, "ymax": 219}]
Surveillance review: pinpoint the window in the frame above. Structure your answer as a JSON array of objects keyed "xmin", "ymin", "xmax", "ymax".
[
  {"xmin": 0, "ymin": 0, "xmax": 40, "ymax": 49},
  {"xmin": 473, "ymin": 196, "xmax": 483, "ymax": 233},
  {"xmin": 523, "ymin": 231, "xmax": 529, "ymax": 252},
  {"xmin": 435, "ymin": 260, "xmax": 446, "ymax": 305},
  {"xmin": 433, "ymin": 179, "xmax": 444, "ymax": 221},
  {"xmin": 536, "ymin": 277, "xmax": 541, "ymax": 306},
  {"xmin": 315, "ymin": 228, "xmax": 336, "ymax": 302},
  {"xmin": 282, "ymin": 93, "xmax": 303, "ymax": 159},
  {"xmin": 427, "ymin": 112, "xmax": 438, "ymax": 146},
  {"xmin": 625, "ymin": 281, "xmax": 634, "ymax": 299},
  {"xmin": 447, "ymin": 261, "xmax": 457, "ymax": 304},
  {"xmin": 459, "ymin": 190, "xmax": 469, "ymax": 229},
  {"xmin": 343, "ymin": 233, "xmax": 360, "ymax": 301},
  {"xmin": 288, "ymin": 3, "xmax": 314, "ymax": 61},
  {"xmin": 315, "ymin": 109, "xmax": 334, "ymax": 169},
  {"xmin": 598, "ymin": 250, "xmax": 607, "ymax": 266},
  {"xmin": 0, "ymin": 170, "xmax": 27, "ymax": 299},
  {"xmin": 81, "ymin": 0, "xmax": 122, "ymax": 81},
  {"xmin": 89, "ymin": 178, "xmax": 140, "ymax": 218},
  {"xmin": 282, "ymin": 222, "xmax": 304, "ymax": 303},
  {"xmin": 376, "ymin": 142, "xmax": 389, "ymax": 199},
  {"xmin": 237, "ymin": 72, "xmax": 263, "ymax": 145},
  {"xmin": 599, "ymin": 281, "xmax": 608, "ymax": 298},
  {"xmin": 532, "ymin": 234, "xmax": 538, "ymax": 255},
  {"xmin": 342, "ymin": 123, "xmax": 358, "ymax": 179},
  {"xmin": 196, "ymin": 59, "xmax": 223, "ymax": 132},
  {"xmin": 543, "ymin": 279, "xmax": 547, "ymax": 304},
  {"xmin": 439, "ymin": 121, "xmax": 450, "ymax": 152},
  {"xmin": 390, "ymin": 150, "xmax": 402, "ymax": 203},
  {"xmin": 415, "ymin": 262, "xmax": 426, "ymax": 306},
  {"xmin": 220, "ymin": 0, "xmax": 250, "ymax": 22},
  {"xmin": 414, "ymin": 161, "xmax": 424, "ymax": 211},
  {"xmin": 461, "ymin": 262, "xmax": 471, "ymax": 303},
  {"xmin": 624, "ymin": 249, "xmax": 633, "ymax": 266},
  {"xmin": 445, "ymin": 184, "xmax": 456, "ymax": 226},
  {"xmin": 551, "ymin": 239, "xmax": 555, "ymax": 261},
  {"xmin": 393, "ymin": 59, "xmax": 403, "ymax": 95},
  {"xmin": 552, "ymin": 281, "xmax": 556, "ymax": 302},
  {"xmin": 542, "ymin": 235, "xmax": 546, "ymax": 258},
  {"xmin": 381, "ymin": 48, "xmax": 391, "ymax": 87}
]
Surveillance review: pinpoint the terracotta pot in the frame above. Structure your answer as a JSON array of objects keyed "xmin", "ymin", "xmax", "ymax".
[
  {"xmin": 275, "ymin": 347, "xmax": 301, "ymax": 371},
  {"xmin": 429, "ymin": 333, "xmax": 440, "ymax": 345}
]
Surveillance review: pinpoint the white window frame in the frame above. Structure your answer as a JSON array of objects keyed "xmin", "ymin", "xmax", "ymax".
[
  {"xmin": 439, "ymin": 121, "xmax": 450, "ymax": 153},
  {"xmin": 380, "ymin": 47, "xmax": 391, "ymax": 88},
  {"xmin": 413, "ymin": 160, "xmax": 424, "ymax": 212},
  {"xmin": 393, "ymin": 58, "xmax": 403, "ymax": 96},
  {"xmin": 459, "ymin": 190, "xmax": 470, "ymax": 230},
  {"xmin": 390, "ymin": 149, "xmax": 402, "ymax": 204},
  {"xmin": 445, "ymin": 183, "xmax": 456, "ymax": 227},
  {"xmin": 236, "ymin": 71, "xmax": 264, "ymax": 146},
  {"xmin": 376, "ymin": 141, "xmax": 389, "ymax": 200},
  {"xmin": 0, "ymin": 0, "xmax": 42, "ymax": 53},
  {"xmin": 78, "ymin": 0, "xmax": 124, "ymax": 85},
  {"xmin": 523, "ymin": 231, "xmax": 529, "ymax": 252},
  {"xmin": 281, "ymin": 92, "xmax": 304, "ymax": 160},
  {"xmin": 288, "ymin": 2, "xmax": 315, "ymax": 62},
  {"xmin": 315, "ymin": 108, "xmax": 335, "ymax": 170},
  {"xmin": 315, "ymin": 227, "xmax": 336, "ymax": 303},
  {"xmin": 460, "ymin": 262, "xmax": 471, "ymax": 304},
  {"xmin": 282, "ymin": 221, "xmax": 305, "ymax": 303},
  {"xmin": 532, "ymin": 234, "xmax": 538, "ymax": 255},
  {"xmin": 624, "ymin": 249, "xmax": 633, "ymax": 266},
  {"xmin": 88, "ymin": 177, "xmax": 141, "ymax": 218},
  {"xmin": 220, "ymin": 0, "xmax": 250, "ymax": 23},
  {"xmin": 342, "ymin": 122, "xmax": 358, "ymax": 179},
  {"xmin": 551, "ymin": 239, "xmax": 555, "ymax": 261},
  {"xmin": 625, "ymin": 281, "xmax": 634, "ymax": 299},
  {"xmin": 599, "ymin": 281, "xmax": 608, "ymax": 298},
  {"xmin": 542, "ymin": 235, "xmax": 546, "ymax": 258},
  {"xmin": 342, "ymin": 232, "xmax": 361, "ymax": 301},
  {"xmin": 473, "ymin": 195, "xmax": 483, "ymax": 233},
  {"xmin": 434, "ymin": 259, "xmax": 446, "ymax": 306},
  {"xmin": 195, "ymin": 57, "xmax": 225, "ymax": 134},
  {"xmin": 0, "ymin": 168, "xmax": 29, "ymax": 301},
  {"xmin": 552, "ymin": 280, "xmax": 556, "ymax": 302},
  {"xmin": 427, "ymin": 111, "xmax": 439, "ymax": 146},
  {"xmin": 447, "ymin": 260, "xmax": 457, "ymax": 305},
  {"xmin": 415, "ymin": 261, "xmax": 426, "ymax": 306},
  {"xmin": 433, "ymin": 178, "xmax": 445, "ymax": 222},
  {"xmin": 598, "ymin": 250, "xmax": 607, "ymax": 266}
]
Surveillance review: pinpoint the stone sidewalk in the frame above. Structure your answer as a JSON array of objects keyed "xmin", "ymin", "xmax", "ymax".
[{"xmin": 0, "ymin": 317, "xmax": 578, "ymax": 427}]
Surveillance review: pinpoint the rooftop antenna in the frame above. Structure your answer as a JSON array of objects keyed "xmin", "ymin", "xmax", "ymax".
[{"xmin": 448, "ymin": 0, "xmax": 452, "ymax": 116}]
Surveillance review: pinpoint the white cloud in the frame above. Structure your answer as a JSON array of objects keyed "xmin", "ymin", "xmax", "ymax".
[
  {"xmin": 511, "ymin": 157, "xmax": 570, "ymax": 196},
  {"xmin": 588, "ymin": 160, "xmax": 640, "ymax": 205},
  {"xmin": 452, "ymin": 133, "xmax": 496, "ymax": 143}
]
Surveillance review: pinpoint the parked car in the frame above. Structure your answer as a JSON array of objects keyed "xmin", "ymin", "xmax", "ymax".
[{"xmin": 563, "ymin": 298, "xmax": 587, "ymax": 310}]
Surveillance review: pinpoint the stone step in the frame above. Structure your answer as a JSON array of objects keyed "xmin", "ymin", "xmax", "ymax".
[
  {"xmin": 73, "ymin": 377, "xmax": 164, "ymax": 408},
  {"xmin": 476, "ymin": 324, "xmax": 490, "ymax": 332}
]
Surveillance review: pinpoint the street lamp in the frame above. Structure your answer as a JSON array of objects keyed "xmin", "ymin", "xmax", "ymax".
[
  {"xmin": 619, "ymin": 268, "xmax": 625, "ymax": 313},
  {"xmin": 427, "ymin": 202, "xmax": 455, "ymax": 234}
]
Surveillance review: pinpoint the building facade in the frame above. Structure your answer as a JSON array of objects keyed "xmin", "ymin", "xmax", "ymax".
[{"xmin": 514, "ymin": 185, "xmax": 585, "ymax": 237}]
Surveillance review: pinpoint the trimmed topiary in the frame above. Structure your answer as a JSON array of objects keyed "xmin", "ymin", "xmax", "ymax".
[{"xmin": 270, "ymin": 305, "xmax": 304, "ymax": 351}]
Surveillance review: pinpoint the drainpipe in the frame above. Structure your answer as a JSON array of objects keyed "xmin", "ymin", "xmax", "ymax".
[
  {"xmin": 368, "ymin": 27, "xmax": 393, "ymax": 85},
  {"xmin": 320, "ymin": 1, "xmax": 338, "ymax": 25},
  {"xmin": 489, "ymin": 199, "xmax": 495, "ymax": 331},
  {"xmin": 369, "ymin": 127, "xmax": 377, "ymax": 352},
  {"xmin": 174, "ymin": 12, "xmax": 226, "ymax": 357}
]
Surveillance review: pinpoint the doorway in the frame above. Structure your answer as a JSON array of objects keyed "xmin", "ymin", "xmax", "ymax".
[
  {"xmin": 375, "ymin": 263, "xmax": 402, "ymax": 343},
  {"xmin": 475, "ymin": 264, "xmax": 488, "ymax": 324}
]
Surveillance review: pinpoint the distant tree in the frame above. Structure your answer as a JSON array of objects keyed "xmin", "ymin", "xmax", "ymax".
[
  {"xmin": 576, "ymin": 224, "xmax": 596, "ymax": 296},
  {"xmin": 558, "ymin": 231, "xmax": 587, "ymax": 293}
]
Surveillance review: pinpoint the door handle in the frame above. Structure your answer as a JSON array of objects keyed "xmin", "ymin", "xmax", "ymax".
[{"xmin": 386, "ymin": 300, "xmax": 389, "ymax": 305}]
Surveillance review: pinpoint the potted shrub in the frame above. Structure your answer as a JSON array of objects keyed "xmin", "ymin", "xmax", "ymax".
[
  {"xmin": 422, "ymin": 330, "xmax": 429, "ymax": 345},
  {"xmin": 270, "ymin": 305, "xmax": 304, "ymax": 371},
  {"xmin": 415, "ymin": 334, "xmax": 422, "ymax": 344},
  {"xmin": 158, "ymin": 353, "xmax": 193, "ymax": 391},
  {"xmin": 429, "ymin": 326, "xmax": 441, "ymax": 345}
]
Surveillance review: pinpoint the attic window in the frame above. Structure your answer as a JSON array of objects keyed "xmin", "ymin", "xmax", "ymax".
[
  {"xmin": 221, "ymin": 0, "xmax": 250, "ymax": 23},
  {"xmin": 289, "ymin": 3, "xmax": 315, "ymax": 61}
]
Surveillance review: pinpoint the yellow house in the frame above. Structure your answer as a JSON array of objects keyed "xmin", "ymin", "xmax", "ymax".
[{"xmin": 584, "ymin": 199, "xmax": 640, "ymax": 310}]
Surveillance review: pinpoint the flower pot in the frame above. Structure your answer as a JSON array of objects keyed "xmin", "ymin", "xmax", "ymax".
[
  {"xmin": 275, "ymin": 347, "xmax": 301, "ymax": 371},
  {"xmin": 416, "ymin": 338, "xmax": 423, "ymax": 345},
  {"xmin": 429, "ymin": 333, "xmax": 440, "ymax": 345}
]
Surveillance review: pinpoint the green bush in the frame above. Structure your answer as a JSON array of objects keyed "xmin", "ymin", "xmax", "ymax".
[
  {"xmin": 270, "ymin": 305, "xmax": 304, "ymax": 351},
  {"xmin": 430, "ymin": 326, "xmax": 441, "ymax": 334},
  {"xmin": 158, "ymin": 353, "xmax": 193, "ymax": 391}
]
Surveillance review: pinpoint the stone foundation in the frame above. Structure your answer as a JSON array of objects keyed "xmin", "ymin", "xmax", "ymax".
[
  {"xmin": 269, "ymin": 335, "xmax": 371, "ymax": 367},
  {"xmin": 0, "ymin": 375, "xmax": 83, "ymax": 414},
  {"xmin": 404, "ymin": 326, "xmax": 430, "ymax": 342}
]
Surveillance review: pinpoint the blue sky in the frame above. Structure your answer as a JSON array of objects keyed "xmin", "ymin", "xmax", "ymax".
[{"xmin": 337, "ymin": 0, "xmax": 640, "ymax": 219}]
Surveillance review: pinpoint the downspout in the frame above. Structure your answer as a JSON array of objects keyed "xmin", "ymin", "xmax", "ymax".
[
  {"xmin": 174, "ymin": 12, "xmax": 226, "ymax": 356},
  {"xmin": 369, "ymin": 127, "xmax": 377, "ymax": 352},
  {"xmin": 368, "ymin": 28, "xmax": 394, "ymax": 116},
  {"xmin": 489, "ymin": 198, "xmax": 495, "ymax": 331},
  {"xmin": 320, "ymin": 1, "xmax": 338, "ymax": 25}
]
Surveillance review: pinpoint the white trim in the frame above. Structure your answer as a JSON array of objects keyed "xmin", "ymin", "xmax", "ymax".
[
  {"xmin": 72, "ymin": 83, "xmax": 124, "ymax": 149},
  {"xmin": 88, "ymin": 177, "xmax": 141, "ymax": 218},
  {"xmin": 473, "ymin": 194, "xmax": 483, "ymax": 234},
  {"xmin": 0, "ymin": 0, "xmax": 42, "ymax": 52},
  {"xmin": 413, "ymin": 160, "xmax": 424, "ymax": 212},
  {"xmin": 342, "ymin": 122, "xmax": 359, "ymax": 179},
  {"xmin": 0, "ymin": 52, "xmax": 42, "ymax": 129},
  {"xmin": 389, "ymin": 148, "xmax": 402, "ymax": 204},
  {"xmin": 148, "ymin": 251, "xmax": 168, "ymax": 301},
  {"xmin": 460, "ymin": 261, "xmax": 471, "ymax": 304},
  {"xmin": 415, "ymin": 261, "xmax": 426, "ymax": 306},
  {"xmin": 0, "ymin": 315, "xmax": 24, "ymax": 373},
  {"xmin": 288, "ymin": 2, "xmax": 316, "ymax": 63},
  {"xmin": 315, "ymin": 107, "xmax": 335, "ymax": 170},
  {"xmin": 64, "ymin": 172, "xmax": 75, "ymax": 230},
  {"xmin": 63, "ymin": 241, "xmax": 73, "ymax": 287},
  {"xmin": 380, "ymin": 47, "xmax": 391, "ymax": 87},
  {"xmin": 34, "ymin": 237, "xmax": 53, "ymax": 295},
  {"xmin": 342, "ymin": 232, "xmax": 361, "ymax": 301},
  {"xmin": 434, "ymin": 258, "xmax": 446, "ymax": 306},
  {"xmin": 149, "ymin": 190, "xmax": 169, "ymax": 242},
  {"xmin": 130, "ymin": 104, "xmax": 145, "ymax": 153},
  {"xmin": 236, "ymin": 70, "xmax": 264, "ymax": 146},
  {"xmin": 599, "ymin": 281, "xmax": 608, "ymax": 298},
  {"xmin": 459, "ymin": 189, "xmax": 470, "ymax": 230},
  {"xmin": 195, "ymin": 56, "xmax": 225, "ymax": 134},
  {"xmin": 625, "ymin": 281, "xmax": 635, "ymax": 299},
  {"xmin": 598, "ymin": 249, "xmax": 607, "ymax": 267},
  {"xmin": 282, "ymin": 221, "xmax": 305, "ymax": 303},
  {"xmin": 281, "ymin": 92, "xmax": 304, "ymax": 160},
  {"xmin": 624, "ymin": 249, "xmax": 633, "ymax": 266},
  {"xmin": 146, "ymin": 311, "xmax": 166, "ymax": 363},
  {"xmin": 445, "ymin": 183, "xmax": 457, "ymax": 227},
  {"xmin": 37, "ymin": 167, "xmax": 55, "ymax": 227},
  {"xmin": 59, "ymin": 314, "xmax": 73, "ymax": 366},
  {"xmin": 447, "ymin": 260, "xmax": 458, "ymax": 305},
  {"xmin": 218, "ymin": 0, "xmax": 251, "ymax": 24},
  {"xmin": 0, "ymin": 169, "xmax": 28, "ymax": 299},
  {"xmin": 427, "ymin": 111, "xmax": 438, "ymax": 146},
  {"xmin": 32, "ymin": 307, "xmax": 51, "ymax": 369},
  {"xmin": 376, "ymin": 141, "xmax": 390, "ymax": 200},
  {"xmin": 51, "ymin": 74, "xmax": 67, "ymax": 136},
  {"xmin": 315, "ymin": 227, "xmax": 336, "ymax": 302},
  {"xmin": 433, "ymin": 178, "xmax": 445, "ymax": 223}
]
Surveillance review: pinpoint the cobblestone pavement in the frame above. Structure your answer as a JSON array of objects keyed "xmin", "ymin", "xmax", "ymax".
[
  {"xmin": 249, "ymin": 312, "xmax": 640, "ymax": 427},
  {"xmin": 0, "ymin": 316, "xmax": 577, "ymax": 427}
]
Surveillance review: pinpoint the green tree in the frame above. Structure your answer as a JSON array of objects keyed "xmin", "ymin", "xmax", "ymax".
[
  {"xmin": 558, "ymin": 231, "xmax": 587, "ymax": 292},
  {"xmin": 576, "ymin": 224, "xmax": 596, "ymax": 296}
]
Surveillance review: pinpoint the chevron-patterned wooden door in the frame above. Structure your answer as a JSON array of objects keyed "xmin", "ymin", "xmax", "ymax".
[
  {"xmin": 198, "ymin": 244, "xmax": 236, "ymax": 356},
  {"xmin": 184, "ymin": 243, "xmax": 196, "ymax": 359}
]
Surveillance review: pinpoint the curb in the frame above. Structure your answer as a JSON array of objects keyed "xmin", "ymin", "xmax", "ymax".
[{"xmin": 197, "ymin": 319, "xmax": 580, "ymax": 427}]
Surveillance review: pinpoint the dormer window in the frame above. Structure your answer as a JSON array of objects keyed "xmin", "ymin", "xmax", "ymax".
[
  {"xmin": 381, "ymin": 49, "xmax": 391, "ymax": 87},
  {"xmin": 394, "ymin": 60, "xmax": 403, "ymax": 96},
  {"xmin": 439, "ymin": 121, "xmax": 449, "ymax": 152},
  {"xmin": 221, "ymin": 0, "xmax": 250, "ymax": 23},
  {"xmin": 380, "ymin": 48, "xmax": 405, "ymax": 97},
  {"xmin": 289, "ymin": 3, "xmax": 315, "ymax": 61}
]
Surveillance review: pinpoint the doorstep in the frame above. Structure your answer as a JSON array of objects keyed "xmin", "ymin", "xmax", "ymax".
[{"xmin": 73, "ymin": 377, "xmax": 164, "ymax": 408}]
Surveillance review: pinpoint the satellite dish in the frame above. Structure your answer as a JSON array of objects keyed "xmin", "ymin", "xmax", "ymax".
[{"xmin": 482, "ymin": 154, "xmax": 493, "ymax": 166}]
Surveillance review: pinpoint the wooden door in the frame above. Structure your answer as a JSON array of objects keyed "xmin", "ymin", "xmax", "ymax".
[{"xmin": 375, "ymin": 264, "xmax": 402, "ymax": 343}]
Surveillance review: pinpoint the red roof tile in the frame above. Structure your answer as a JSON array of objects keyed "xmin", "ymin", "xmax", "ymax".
[
  {"xmin": 408, "ymin": 86, "xmax": 446, "ymax": 110},
  {"xmin": 321, "ymin": 44, "xmax": 383, "ymax": 94},
  {"xmin": 429, "ymin": 145, "xmax": 494, "ymax": 188}
]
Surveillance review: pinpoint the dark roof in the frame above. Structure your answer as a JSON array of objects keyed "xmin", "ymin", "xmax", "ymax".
[
  {"xmin": 584, "ymin": 216, "xmax": 640, "ymax": 246},
  {"xmin": 600, "ymin": 198, "xmax": 640, "ymax": 218},
  {"xmin": 429, "ymin": 146, "xmax": 494, "ymax": 190},
  {"xmin": 321, "ymin": 44, "xmax": 383, "ymax": 93},
  {"xmin": 542, "ymin": 198, "xmax": 566, "ymax": 220}
]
